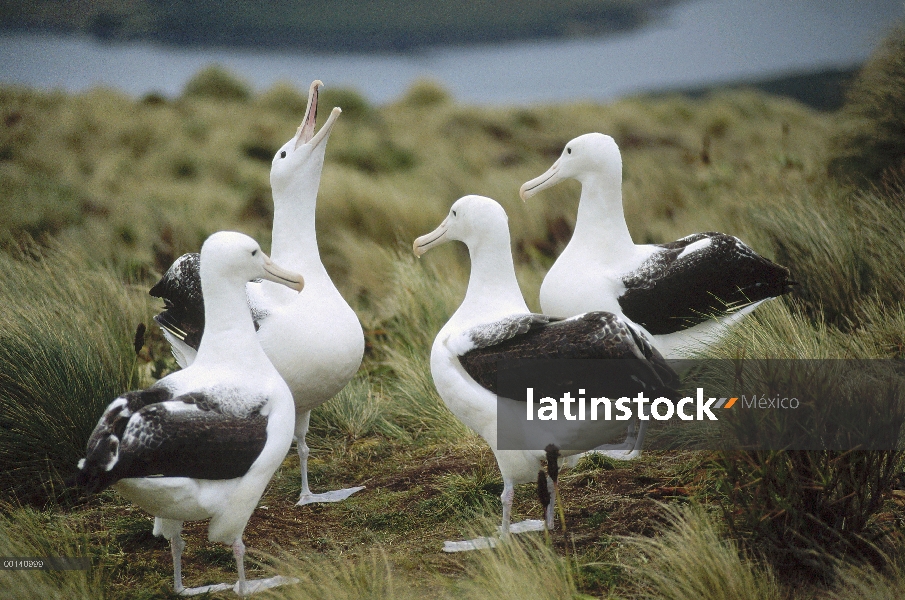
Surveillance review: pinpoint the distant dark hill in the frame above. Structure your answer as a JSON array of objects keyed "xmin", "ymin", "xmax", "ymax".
[
  {"xmin": 660, "ymin": 67, "xmax": 859, "ymax": 111},
  {"xmin": 0, "ymin": 0, "xmax": 685, "ymax": 53}
]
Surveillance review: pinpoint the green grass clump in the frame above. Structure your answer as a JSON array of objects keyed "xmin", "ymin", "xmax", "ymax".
[
  {"xmin": 698, "ymin": 177, "xmax": 905, "ymax": 580},
  {"xmin": 256, "ymin": 82, "xmax": 310, "ymax": 118},
  {"xmin": 268, "ymin": 550, "xmax": 409, "ymax": 600},
  {"xmin": 623, "ymin": 504, "xmax": 779, "ymax": 600},
  {"xmin": 429, "ymin": 465, "xmax": 503, "ymax": 519},
  {"xmin": 749, "ymin": 181, "xmax": 905, "ymax": 327},
  {"xmin": 455, "ymin": 531, "xmax": 578, "ymax": 600},
  {"xmin": 181, "ymin": 65, "xmax": 252, "ymax": 102},
  {"xmin": 308, "ymin": 375, "xmax": 407, "ymax": 443},
  {"xmin": 0, "ymin": 244, "xmax": 152, "ymax": 506},
  {"xmin": 714, "ymin": 446, "xmax": 902, "ymax": 580},
  {"xmin": 829, "ymin": 21, "xmax": 905, "ymax": 186},
  {"xmin": 829, "ymin": 559, "xmax": 905, "ymax": 600},
  {"xmin": 399, "ymin": 80, "xmax": 452, "ymax": 108},
  {"xmin": 0, "ymin": 505, "xmax": 103, "ymax": 599},
  {"xmin": 319, "ymin": 87, "xmax": 373, "ymax": 122},
  {"xmin": 371, "ymin": 253, "xmax": 471, "ymax": 442}
]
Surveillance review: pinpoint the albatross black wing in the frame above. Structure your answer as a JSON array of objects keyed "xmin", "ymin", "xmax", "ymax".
[
  {"xmin": 76, "ymin": 389, "xmax": 268, "ymax": 495},
  {"xmin": 457, "ymin": 311, "xmax": 679, "ymax": 396},
  {"xmin": 149, "ymin": 253, "xmax": 205, "ymax": 351},
  {"xmin": 618, "ymin": 232, "xmax": 795, "ymax": 335}
]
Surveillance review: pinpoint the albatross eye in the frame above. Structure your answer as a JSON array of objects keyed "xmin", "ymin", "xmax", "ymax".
[
  {"xmin": 251, "ymin": 249, "xmax": 258, "ymax": 256},
  {"xmin": 280, "ymin": 150, "xmax": 287, "ymax": 158},
  {"xmin": 452, "ymin": 210, "xmax": 457, "ymax": 217},
  {"xmin": 567, "ymin": 147, "xmax": 572, "ymax": 154}
]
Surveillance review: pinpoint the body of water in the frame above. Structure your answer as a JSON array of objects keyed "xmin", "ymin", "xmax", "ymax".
[{"xmin": 1, "ymin": 0, "xmax": 902, "ymax": 105}]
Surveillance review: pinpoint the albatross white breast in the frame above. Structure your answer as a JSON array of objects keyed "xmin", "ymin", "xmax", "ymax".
[
  {"xmin": 150, "ymin": 81, "xmax": 366, "ymax": 506},
  {"xmin": 77, "ymin": 231, "xmax": 303, "ymax": 596},
  {"xmin": 413, "ymin": 195, "xmax": 678, "ymax": 551},
  {"xmin": 520, "ymin": 133, "xmax": 795, "ymax": 359}
]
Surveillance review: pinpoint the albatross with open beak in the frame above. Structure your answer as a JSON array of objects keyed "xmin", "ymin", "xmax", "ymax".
[{"xmin": 150, "ymin": 81, "xmax": 366, "ymax": 506}]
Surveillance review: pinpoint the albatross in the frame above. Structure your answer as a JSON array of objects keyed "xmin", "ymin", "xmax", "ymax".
[
  {"xmin": 413, "ymin": 195, "xmax": 678, "ymax": 551},
  {"xmin": 520, "ymin": 133, "xmax": 795, "ymax": 358},
  {"xmin": 77, "ymin": 231, "xmax": 303, "ymax": 596},
  {"xmin": 150, "ymin": 81, "xmax": 366, "ymax": 506}
]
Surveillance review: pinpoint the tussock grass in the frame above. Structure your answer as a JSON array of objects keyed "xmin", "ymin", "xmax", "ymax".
[
  {"xmin": 264, "ymin": 550, "xmax": 425, "ymax": 600},
  {"xmin": 0, "ymin": 504, "xmax": 102, "ymax": 599},
  {"xmin": 746, "ymin": 181, "xmax": 905, "ymax": 327},
  {"xmin": 308, "ymin": 375, "xmax": 407, "ymax": 443},
  {"xmin": 455, "ymin": 529, "xmax": 578, "ymax": 600},
  {"xmin": 830, "ymin": 21, "xmax": 905, "ymax": 185},
  {"xmin": 430, "ymin": 464, "xmax": 503, "ymax": 519},
  {"xmin": 0, "ymin": 78, "xmax": 831, "ymax": 283},
  {"xmin": 829, "ymin": 559, "xmax": 905, "ymax": 600},
  {"xmin": 0, "ymin": 244, "xmax": 153, "ymax": 505},
  {"xmin": 370, "ymin": 252, "xmax": 472, "ymax": 442},
  {"xmin": 264, "ymin": 529, "xmax": 578, "ymax": 600},
  {"xmin": 182, "ymin": 65, "xmax": 252, "ymax": 102},
  {"xmin": 622, "ymin": 504, "xmax": 780, "ymax": 600}
]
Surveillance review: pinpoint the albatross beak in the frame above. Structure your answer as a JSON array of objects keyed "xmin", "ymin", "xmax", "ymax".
[
  {"xmin": 519, "ymin": 159, "xmax": 562, "ymax": 201},
  {"xmin": 413, "ymin": 219, "xmax": 450, "ymax": 257},
  {"xmin": 261, "ymin": 255, "xmax": 305, "ymax": 292},
  {"xmin": 294, "ymin": 80, "xmax": 323, "ymax": 149},
  {"xmin": 309, "ymin": 106, "xmax": 342, "ymax": 150}
]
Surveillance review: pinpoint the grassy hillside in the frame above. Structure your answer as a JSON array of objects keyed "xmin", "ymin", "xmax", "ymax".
[
  {"xmin": 1, "ymin": 57, "xmax": 904, "ymax": 598},
  {"xmin": 0, "ymin": 71, "xmax": 837, "ymax": 302},
  {"xmin": 0, "ymin": 0, "xmax": 683, "ymax": 51}
]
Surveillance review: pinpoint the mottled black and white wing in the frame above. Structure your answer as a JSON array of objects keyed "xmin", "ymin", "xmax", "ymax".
[
  {"xmin": 150, "ymin": 252, "xmax": 267, "ymax": 354},
  {"xmin": 149, "ymin": 253, "xmax": 205, "ymax": 350},
  {"xmin": 447, "ymin": 313, "xmax": 555, "ymax": 355},
  {"xmin": 456, "ymin": 311, "xmax": 679, "ymax": 396},
  {"xmin": 619, "ymin": 233, "xmax": 795, "ymax": 335},
  {"xmin": 76, "ymin": 389, "xmax": 268, "ymax": 495}
]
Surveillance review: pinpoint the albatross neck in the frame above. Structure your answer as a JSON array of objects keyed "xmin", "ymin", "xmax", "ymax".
[
  {"xmin": 194, "ymin": 272, "xmax": 270, "ymax": 369},
  {"xmin": 458, "ymin": 233, "xmax": 529, "ymax": 322},
  {"xmin": 269, "ymin": 171, "xmax": 329, "ymax": 283},
  {"xmin": 570, "ymin": 172, "xmax": 636, "ymax": 261}
]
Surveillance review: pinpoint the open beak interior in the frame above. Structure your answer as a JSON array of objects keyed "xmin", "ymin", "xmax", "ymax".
[{"xmin": 295, "ymin": 80, "xmax": 323, "ymax": 149}]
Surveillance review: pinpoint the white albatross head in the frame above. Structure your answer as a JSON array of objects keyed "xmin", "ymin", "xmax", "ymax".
[
  {"xmin": 270, "ymin": 80, "xmax": 342, "ymax": 197},
  {"xmin": 413, "ymin": 195, "xmax": 510, "ymax": 257},
  {"xmin": 200, "ymin": 231, "xmax": 304, "ymax": 291},
  {"xmin": 519, "ymin": 133, "xmax": 622, "ymax": 201}
]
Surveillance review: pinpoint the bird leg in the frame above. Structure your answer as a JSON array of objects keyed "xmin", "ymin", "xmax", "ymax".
[
  {"xmin": 171, "ymin": 532, "xmax": 186, "ymax": 594},
  {"xmin": 152, "ymin": 518, "xmax": 188, "ymax": 594},
  {"xmin": 500, "ymin": 480, "xmax": 515, "ymax": 539},
  {"xmin": 545, "ymin": 474, "xmax": 556, "ymax": 531},
  {"xmin": 443, "ymin": 476, "xmax": 547, "ymax": 552},
  {"xmin": 545, "ymin": 444, "xmax": 566, "ymax": 533},
  {"xmin": 440, "ymin": 481, "xmax": 513, "ymax": 552},
  {"xmin": 537, "ymin": 470, "xmax": 555, "ymax": 541},
  {"xmin": 155, "ymin": 520, "xmax": 232, "ymax": 597},
  {"xmin": 228, "ymin": 537, "xmax": 300, "ymax": 596},
  {"xmin": 506, "ymin": 474, "xmax": 546, "ymax": 535},
  {"xmin": 295, "ymin": 410, "xmax": 364, "ymax": 506},
  {"xmin": 233, "ymin": 538, "xmax": 246, "ymax": 596},
  {"xmin": 297, "ymin": 411, "xmax": 313, "ymax": 502}
]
